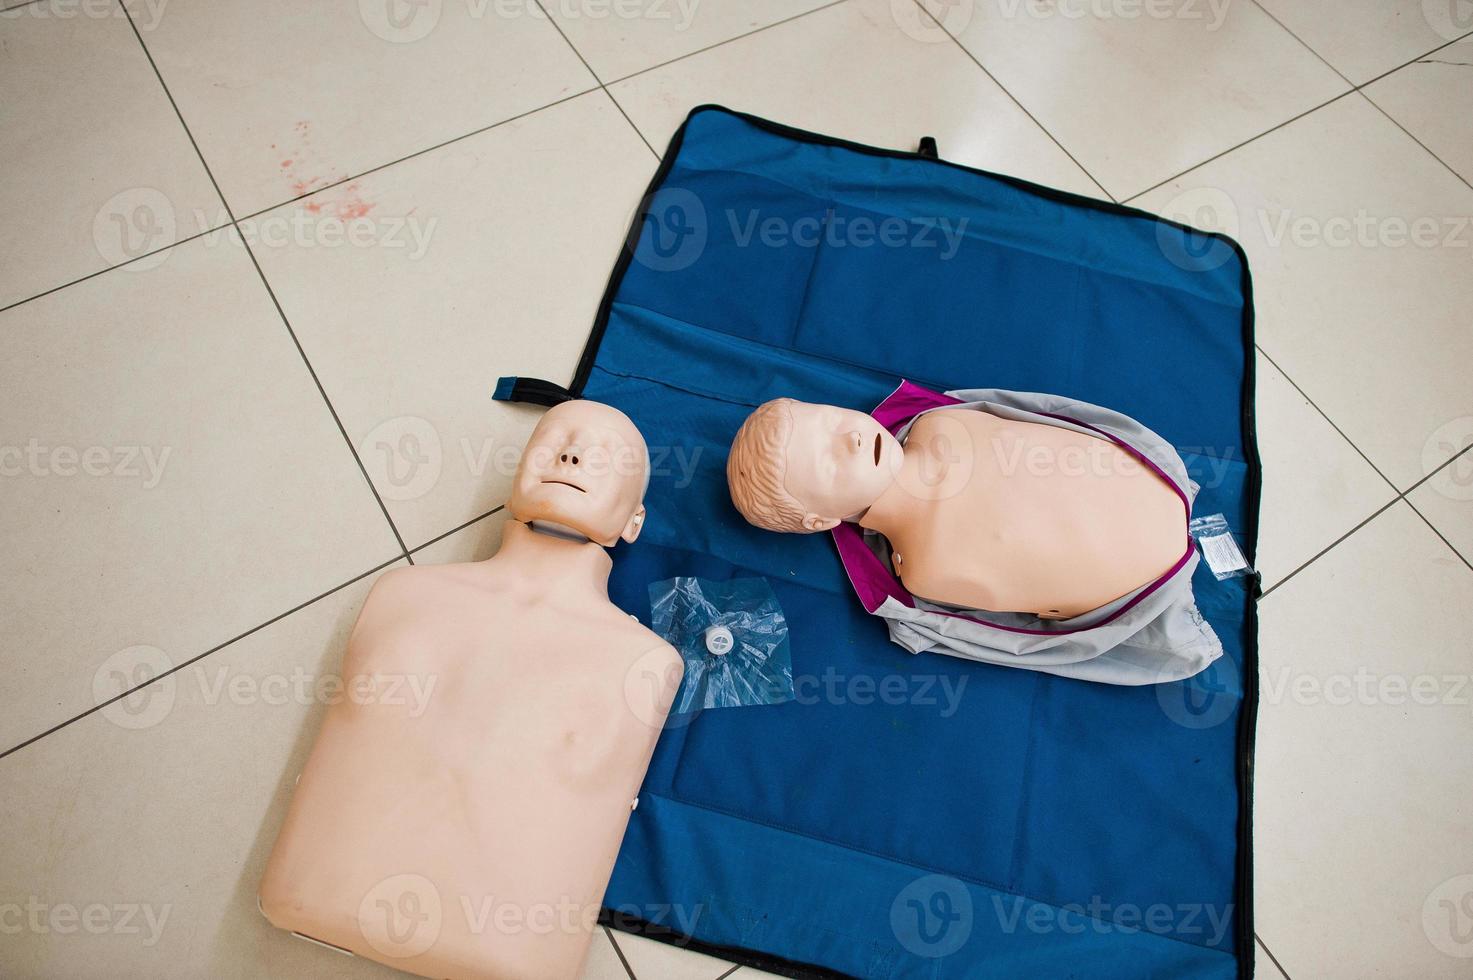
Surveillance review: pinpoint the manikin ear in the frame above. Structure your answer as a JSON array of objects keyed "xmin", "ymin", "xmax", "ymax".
[
  {"xmin": 802, "ymin": 513, "xmax": 841, "ymax": 533},
  {"xmin": 620, "ymin": 506, "xmax": 647, "ymax": 544}
]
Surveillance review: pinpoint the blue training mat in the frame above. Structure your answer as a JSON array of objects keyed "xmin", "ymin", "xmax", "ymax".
[{"xmin": 502, "ymin": 106, "xmax": 1260, "ymax": 979}]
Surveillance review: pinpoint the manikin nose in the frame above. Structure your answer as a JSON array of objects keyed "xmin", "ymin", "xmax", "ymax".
[{"xmin": 557, "ymin": 448, "xmax": 582, "ymax": 466}]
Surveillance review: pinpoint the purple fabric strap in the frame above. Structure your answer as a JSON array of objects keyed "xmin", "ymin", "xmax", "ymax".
[{"xmin": 830, "ymin": 380, "xmax": 1195, "ymax": 636}]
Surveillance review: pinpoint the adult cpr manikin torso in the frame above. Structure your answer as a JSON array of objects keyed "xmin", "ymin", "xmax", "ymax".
[{"xmin": 259, "ymin": 401, "xmax": 681, "ymax": 980}]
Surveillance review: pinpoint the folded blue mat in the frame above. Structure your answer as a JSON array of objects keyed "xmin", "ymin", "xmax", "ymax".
[{"xmin": 500, "ymin": 106, "xmax": 1259, "ymax": 979}]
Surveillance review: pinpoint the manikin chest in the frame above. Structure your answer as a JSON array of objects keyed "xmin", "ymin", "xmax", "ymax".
[
  {"xmin": 344, "ymin": 589, "xmax": 668, "ymax": 795},
  {"xmin": 883, "ymin": 409, "xmax": 1184, "ymax": 615}
]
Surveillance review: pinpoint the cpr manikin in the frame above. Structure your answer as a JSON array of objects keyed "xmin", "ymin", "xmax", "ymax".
[
  {"xmin": 727, "ymin": 396, "xmax": 1186, "ymax": 619},
  {"xmin": 259, "ymin": 400, "xmax": 682, "ymax": 980}
]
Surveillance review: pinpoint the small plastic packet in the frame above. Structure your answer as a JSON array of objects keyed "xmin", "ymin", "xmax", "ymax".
[
  {"xmin": 648, "ymin": 576, "xmax": 794, "ymax": 714},
  {"xmin": 1188, "ymin": 513, "xmax": 1253, "ymax": 581}
]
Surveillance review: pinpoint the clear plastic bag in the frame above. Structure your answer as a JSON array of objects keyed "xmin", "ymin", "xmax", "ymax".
[
  {"xmin": 1188, "ymin": 513, "xmax": 1254, "ymax": 581},
  {"xmin": 648, "ymin": 576, "xmax": 794, "ymax": 714}
]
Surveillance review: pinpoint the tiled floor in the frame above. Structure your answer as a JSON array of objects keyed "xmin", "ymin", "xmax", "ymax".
[{"xmin": 0, "ymin": 0, "xmax": 1469, "ymax": 977}]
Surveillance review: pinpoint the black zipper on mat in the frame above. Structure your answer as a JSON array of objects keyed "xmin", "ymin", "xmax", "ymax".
[
  {"xmin": 586, "ymin": 104, "xmax": 1261, "ymax": 980},
  {"xmin": 1233, "ymin": 238, "xmax": 1262, "ymax": 980}
]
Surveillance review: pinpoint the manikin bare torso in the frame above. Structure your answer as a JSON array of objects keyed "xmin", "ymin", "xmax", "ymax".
[
  {"xmin": 727, "ymin": 398, "xmax": 1186, "ymax": 619},
  {"xmin": 260, "ymin": 402, "xmax": 682, "ymax": 980},
  {"xmin": 865, "ymin": 409, "xmax": 1184, "ymax": 617}
]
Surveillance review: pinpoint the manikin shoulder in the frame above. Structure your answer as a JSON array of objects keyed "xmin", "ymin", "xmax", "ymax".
[{"xmin": 354, "ymin": 562, "xmax": 677, "ymax": 661}]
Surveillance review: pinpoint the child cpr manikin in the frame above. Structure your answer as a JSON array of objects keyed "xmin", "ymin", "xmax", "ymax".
[
  {"xmin": 728, "ymin": 393, "xmax": 1184, "ymax": 618},
  {"xmin": 259, "ymin": 400, "xmax": 682, "ymax": 980},
  {"xmin": 727, "ymin": 383, "xmax": 1221, "ymax": 685}
]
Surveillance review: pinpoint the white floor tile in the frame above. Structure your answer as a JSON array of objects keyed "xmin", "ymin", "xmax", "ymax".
[
  {"xmin": 1253, "ymin": 351, "xmax": 1397, "ymax": 589},
  {"xmin": 0, "ymin": 0, "xmax": 223, "ymax": 309},
  {"xmin": 122, "ymin": 0, "xmax": 596, "ymax": 217},
  {"xmin": 1409, "ymin": 445, "xmax": 1473, "ymax": 564},
  {"xmin": 247, "ymin": 92, "xmax": 657, "ymax": 549},
  {"xmin": 0, "ymin": 236, "xmax": 403, "ymax": 753},
  {"xmin": 1363, "ymin": 38, "xmax": 1473, "ymax": 187},
  {"xmin": 1254, "ymin": 502, "xmax": 1473, "ymax": 978},
  {"xmin": 607, "ymin": 0, "xmax": 1105, "ymax": 198},
  {"xmin": 1254, "ymin": 0, "xmax": 1469, "ymax": 84},
  {"xmin": 413, "ymin": 509, "xmax": 512, "ymax": 566},
  {"xmin": 927, "ymin": 0, "xmax": 1347, "ymax": 198},
  {"xmin": 608, "ymin": 929, "xmax": 735, "ymax": 979},
  {"xmin": 546, "ymin": 0, "xmax": 835, "ymax": 81},
  {"xmin": 0, "ymin": 571, "xmax": 404, "ymax": 979},
  {"xmin": 1135, "ymin": 94, "xmax": 1473, "ymax": 490}
]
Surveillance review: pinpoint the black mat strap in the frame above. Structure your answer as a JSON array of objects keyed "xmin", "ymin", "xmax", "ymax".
[{"xmin": 492, "ymin": 376, "xmax": 574, "ymax": 407}]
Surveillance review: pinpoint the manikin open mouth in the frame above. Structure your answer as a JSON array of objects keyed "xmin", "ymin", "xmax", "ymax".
[
  {"xmin": 540, "ymin": 479, "xmax": 587, "ymax": 493},
  {"xmin": 873, "ymin": 432, "xmax": 883, "ymax": 465}
]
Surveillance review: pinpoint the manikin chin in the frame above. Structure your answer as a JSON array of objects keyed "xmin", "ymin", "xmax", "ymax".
[{"xmin": 258, "ymin": 400, "xmax": 682, "ymax": 980}]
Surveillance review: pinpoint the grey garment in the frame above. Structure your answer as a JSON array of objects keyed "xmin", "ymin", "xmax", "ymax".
[{"xmin": 863, "ymin": 388, "xmax": 1221, "ymax": 686}]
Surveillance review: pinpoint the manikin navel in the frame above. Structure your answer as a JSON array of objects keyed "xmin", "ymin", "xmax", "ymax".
[
  {"xmin": 260, "ymin": 400, "xmax": 682, "ymax": 980},
  {"xmin": 727, "ymin": 398, "xmax": 1185, "ymax": 619}
]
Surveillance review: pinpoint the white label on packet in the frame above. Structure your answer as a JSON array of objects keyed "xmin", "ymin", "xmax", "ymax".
[
  {"xmin": 1199, "ymin": 532, "xmax": 1249, "ymax": 578},
  {"xmin": 1188, "ymin": 513, "xmax": 1252, "ymax": 580}
]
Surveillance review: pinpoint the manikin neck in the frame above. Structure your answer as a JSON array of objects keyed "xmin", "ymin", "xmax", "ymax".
[
  {"xmin": 492, "ymin": 520, "xmax": 613, "ymax": 597},
  {"xmin": 854, "ymin": 446, "xmax": 924, "ymax": 542}
]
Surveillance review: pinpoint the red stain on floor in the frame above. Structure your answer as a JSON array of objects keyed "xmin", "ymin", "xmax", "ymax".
[
  {"xmin": 277, "ymin": 121, "xmax": 343, "ymax": 200},
  {"xmin": 272, "ymin": 122, "xmax": 378, "ymax": 220},
  {"xmin": 333, "ymin": 183, "xmax": 375, "ymax": 220}
]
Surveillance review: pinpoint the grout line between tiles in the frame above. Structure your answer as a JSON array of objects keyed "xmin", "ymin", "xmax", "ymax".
[
  {"xmin": 1121, "ymin": 88, "xmax": 1355, "ymax": 204},
  {"xmin": 715, "ymin": 964, "xmax": 743, "ymax": 979},
  {"xmin": 119, "ymin": 2, "xmax": 414, "ymax": 563},
  {"xmin": 1123, "ymin": 27, "xmax": 1473, "ymax": 204},
  {"xmin": 1356, "ymin": 88, "xmax": 1473, "ymax": 194},
  {"xmin": 604, "ymin": 928, "xmax": 639, "ymax": 979},
  {"xmin": 1255, "ymin": 932, "xmax": 1294, "ymax": 980},
  {"xmin": 528, "ymin": 0, "xmax": 659, "ymax": 159},
  {"xmin": 1259, "ymin": 498, "xmax": 1402, "ymax": 599},
  {"xmin": 0, "ymin": 224, "xmax": 227, "ymax": 316},
  {"xmin": 1261, "ymin": 443, "xmax": 1473, "ymax": 598},
  {"xmin": 1254, "ymin": 345, "xmax": 1400, "ymax": 495},
  {"xmin": 137, "ymin": 0, "xmax": 856, "ymax": 228},
  {"xmin": 0, "ymin": 555, "xmax": 405, "ymax": 763},
  {"xmin": 1406, "ymin": 493, "xmax": 1473, "ymax": 572},
  {"xmin": 0, "ymin": 507, "xmax": 521, "ymax": 761},
  {"xmin": 0, "ymin": 501, "xmax": 511, "ymax": 756},
  {"xmin": 1401, "ymin": 441, "xmax": 1473, "ymax": 498},
  {"xmin": 1350, "ymin": 29, "xmax": 1473, "ymax": 89},
  {"xmin": 905, "ymin": 0, "xmax": 1116, "ymax": 202},
  {"xmin": 601, "ymin": 0, "xmax": 850, "ymax": 87},
  {"xmin": 1248, "ymin": 0, "xmax": 1353, "ymax": 86},
  {"xmin": 408, "ymin": 504, "xmax": 507, "ymax": 554},
  {"xmin": 232, "ymin": 86, "xmax": 602, "ymax": 224}
]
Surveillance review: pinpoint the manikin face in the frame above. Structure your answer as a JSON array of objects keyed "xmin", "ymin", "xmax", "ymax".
[
  {"xmin": 509, "ymin": 400, "xmax": 649, "ymax": 547},
  {"xmin": 782, "ymin": 402, "xmax": 903, "ymax": 530}
]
